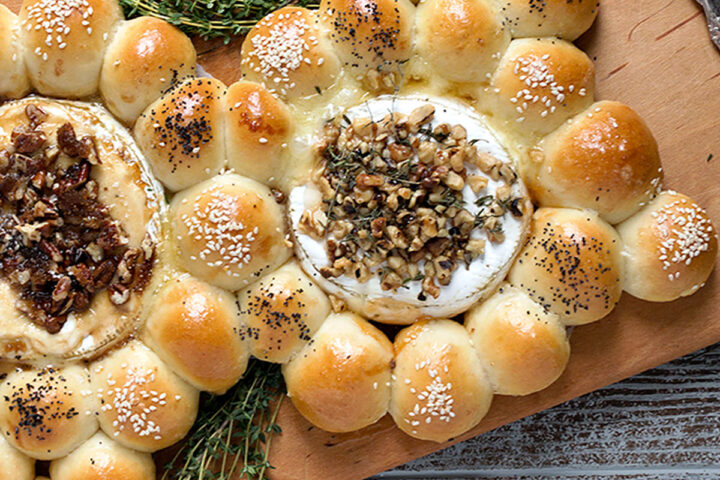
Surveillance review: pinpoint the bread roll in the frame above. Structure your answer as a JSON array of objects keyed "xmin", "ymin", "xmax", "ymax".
[
  {"xmin": 509, "ymin": 207, "xmax": 624, "ymax": 325},
  {"xmin": 0, "ymin": 435, "xmax": 34, "ymax": 480},
  {"xmin": 19, "ymin": 0, "xmax": 122, "ymax": 98},
  {"xmin": 500, "ymin": 0, "xmax": 599, "ymax": 40},
  {"xmin": 0, "ymin": 365, "xmax": 98, "ymax": 460},
  {"xmin": 319, "ymin": 0, "xmax": 415, "ymax": 71},
  {"xmin": 465, "ymin": 284, "xmax": 570, "ymax": 396},
  {"xmin": 238, "ymin": 261, "xmax": 331, "ymax": 363},
  {"xmin": 100, "ymin": 17, "xmax": 197, "ymax": 124},
  {"xmin": 415, "ymin": 0, "xmax": 510, "ymax": 84},
  {"xmin": 390, "ymin": 319, "xmax": 493, "ymax": 443},
  {"xmin": 225, "ymin": 81, "xmax": 292, "ymax": 187},
  {"xmin": 134, "ymin": 78, "xmax": 227, "ymax": 191},
  {"xmin": 491, "ymin": 38, "xmax": 595, "ymax": 138},
  {"xmin": 90, "ymin": 340, "xmax": 199, "ymax": 452},
  {"xmin": 241, "ymin": 7, "xmax": 341, "ymax": 99},
  {"xmin": 169, "ymin": 174, "xmax": 292, "ymax": 291},
  {"xmin": 617, "ymin": 191, "xmax": 718, "ymax": 302},
  {"xmin": 282, "ymin": 312, "xmax": 393, "ymax": 432},
  {"xmin": 527, "ymin": 101, "xmax": 663, "ymax": 224},
  {"xmin": 143, "ymin": 274, "xmax": 249, "ymax": 394},
  {"xmin": 49, "ymin": 432, "xmax": 155, "ymax": 480},
  {"xmin": 0, "ymin": 5, "xmax": 30, "ymax": 99}
]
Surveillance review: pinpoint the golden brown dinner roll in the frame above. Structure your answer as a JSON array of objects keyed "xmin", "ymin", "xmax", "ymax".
[
  {"xmin": 390, "ymin": 319, "xmax": 493, "ymax": 443},
  {"xmin": 238, "ymin": 261, "xmax": 331, "ymax": 363},
  {"xmin": 527, "ymin": 101, "xmax": 663, "ymax": 224},
  {"xmin": 0, "ymin": 365, "xmax": 99, "ymax": 460},
  {"xmin": 225, "ymin": 81, "xmax": 292, "ymax": 187},
  {"xmin": 282, "ymin": 312, "xmax": 393, "ymax": 432},
  {"xmin": 169, "ymin": 174, "xmax": 292, "ymax": 291},
  {"xmin": 500, "ymin": 0, "xmax": 600, "ymax": 40},
  {"xmin": 143, "ymin": 274, "xmax": 249, "ymax": 394},
  {"xmin": 491, "ymin": 38, "xmax": 595, "ymax": 138},
  {"xmin": 19, "ymin": 0, "xmax": 122, "ymax": 97},
  {"xmin": 90, "ymin": 341, "xmax": 199, "ymax": 452},
  {"xmin": 100, "ymin": 17, "xmax": 197, "ymax": 124},
  {"xmin": 49, "ymin": 432, "xmax": 155, "ymax": 480},
  {"xmin": 0, "ymin": 5, "xmax": 31, "ymax": 99},
  {"xmin": 465, "ymin": 284, "xmax": 570, "ymax": 396},
  {"xmin": 241, "ymin": 7, "xmax": 341, "ymax": 99},
  {"xmin": 0, "ymin": 435, "xmax": 34, "ymax": 480},
  {"xmin": 617, "ymin": 191, "xmax": 718, "ymax": 302},
  {"xmin": 509, "ymin": 207, "xmax": 624, "ymax": 325},
  {"xmin": 319, "ymin": 0, "xmax": 415, "ymax": 71},
  {"xmin": 415, "ymin": 0, "xmax": 510, "ymax": 84},
  {"xmin": 134, "ymin": 77, "xmax": 227, "ymax": 191}
]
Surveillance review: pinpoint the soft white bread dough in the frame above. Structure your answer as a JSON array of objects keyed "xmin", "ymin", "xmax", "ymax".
[
  {"xmin": 49, "ymin": 432, "xmax": 155, "ymax": 480},
  {"xmin": 100, "ymin": 17, "xmax": 197, "ymax": 124},
  {"xmin": 509, "ymin": 207, "xmax": 624, "ymax": 325},
  {"xmin": 282, "ymin": 312, "xmax": 393, "ymax": 432},
  {"xmin": 390, "ymin": 319, "xmax": 493, "ymax": 443},
  {"xmin": 143, "ymin": 274, "xmax": 249, "ymax": 394},
  {"xmin": 319, "ymin": 0, "xmax": 415, "ymax": 71},
  {"xmin": 415, "ymin": 0, "xmax": 510, "ymax": 84},
  {"xmin": 169, "ymin": 174, "xmax": 292, "ymax": 291},
  {"xmin": 134, "ymin": 78, "xmax": 227, "ymax": 192},
  {"xmin": 289, "ymin": 96, "xmax": 531, "ymax": 324},
  {"xmin": 225, "ymin": 81, "xmax": 293, "ymax": 188},
  {"xmin": 490, "ymin": 38, "xmax": 595, "ymax": 140},
  {"xmin": 617, "ymin": 191, "xmax": 718, "ymax": 302},
  {"xmin": 499, "ymin": 0, "xmax": 600, "ymax": 40},
  {"xmin": 465, "ymin": 284, "xmax": 570, "ymax": 396},
  {"xmin": 527, "ymin": 101, "xmax": 663, "ymax": 224},
  {"xmin": 238, "ymin": 261, "xmax": 331, "ymax": 364},
  {"xmin": 90, "ymin": 340, "xmax": 199, "ymax": 452},
  {"xmin": 0, "ymin": 365, "xmax": 99, "ymax": 460},
  {"xmin": 0, "ymin": 435, "xmax": 34, "ymax": 480},
  {"xmin": 0, "ymin": 5, "xmax": 31, "ymax": 99},
  {"xmin": 19, "ymin": 0, "xmax": 123, "ymax": 98},
  {"xmin": 241, "ymin": 7, "xmax": 341, "ymax": 99}
]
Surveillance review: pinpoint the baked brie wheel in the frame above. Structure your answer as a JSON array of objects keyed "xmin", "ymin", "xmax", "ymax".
[{"xmin": 0, "ymin": 0, "xmax": 718, "ymax": 478}]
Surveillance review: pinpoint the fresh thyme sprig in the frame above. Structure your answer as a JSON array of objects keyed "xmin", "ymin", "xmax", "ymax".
[
  {"xmin": 119, "ymin": 0, "xmax": 319, "ymax": 44},
  {"xmin": 161, "ymin": 360, "xmax": 285, "ymax": 480}
]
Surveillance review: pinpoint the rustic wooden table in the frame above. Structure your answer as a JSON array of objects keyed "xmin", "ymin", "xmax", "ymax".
[{"xmin": 377, "ymin": 343, "xmax": 720, "ymax": 479}]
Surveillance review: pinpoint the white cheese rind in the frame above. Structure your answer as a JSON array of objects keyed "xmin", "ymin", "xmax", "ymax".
[{"xmin": 289, "ymin": 96, "xmax": 531, "ymax": 323}]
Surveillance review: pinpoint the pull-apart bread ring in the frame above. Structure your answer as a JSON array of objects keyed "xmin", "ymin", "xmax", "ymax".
[
  {"xmin": 617, "ymin": 191, "xmax": 718, "ymax": 302},
  {"xmin": 527, "ymin": 101, "xmax": 663, "ymax": 224},
  {"xmin": 0, "ymin": 364, "xmax": 99, "ymax": 460},
  {"xmin": 414, "ymin": 0, "xmax": 510, "ymax": 84},
  {"xmin": 500, "ymin": 0, "xmax": 600, "ymax": 41},
  {"xmin": 0, "ymin": 0, "xmax": 717, "ymax": 470},
  {"xmin": 19, "ymin": 0, "xmax": 123, "ymax": 98},
  {"xmin": 0, "ymin": 5, "xmax": 31, "ymax": 99},
  {"xmin": 0, "ymin": 98, "xmax": 162, "ymax": 363},
  {"xmin": 100, "ymin": 16, "xmax": 197, "ymax": 125},
  {"xmin": 49, "ymin": 432, "xmax": 156, "ymax": 480}
]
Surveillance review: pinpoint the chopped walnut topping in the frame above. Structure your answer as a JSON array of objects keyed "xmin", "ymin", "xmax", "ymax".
[
  {"xmin": 0, "ymin": 105, "xmax": 155, "ymax": 334},
  {"xmin": 307, "ymin": 104, "xmax": 526, "ymax": 299}
]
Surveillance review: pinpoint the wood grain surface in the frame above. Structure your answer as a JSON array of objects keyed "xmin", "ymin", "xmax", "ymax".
[
  {"xmin": 377, "ymin": 343, "xmax": 720, "ymax": 479},
  {"xmin": 3, "ymin": 0, "xmax": 719, "ymax": 479}
]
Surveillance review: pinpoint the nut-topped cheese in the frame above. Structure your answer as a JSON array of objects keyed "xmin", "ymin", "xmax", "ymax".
[
  {"xmin": 289, "ymin": 96, "xmax": 532, "ymax": 323},
  {"xmin": 0, "ymin": 98, "xmax": 163, "ymax": 363}
]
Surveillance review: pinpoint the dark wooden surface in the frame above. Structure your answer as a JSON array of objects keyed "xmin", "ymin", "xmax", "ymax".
[{"xmin": 378, "ymin": 343, "xmax": 720, "ymax": 479}]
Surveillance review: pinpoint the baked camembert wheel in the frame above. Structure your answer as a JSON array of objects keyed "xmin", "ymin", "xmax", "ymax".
[{"xmin": 0, "ymin": 0, "xmax": 717, "ymax": 478}]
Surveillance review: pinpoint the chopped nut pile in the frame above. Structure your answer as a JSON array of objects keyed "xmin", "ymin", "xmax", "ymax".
[
  {"xmin": 301, "ymin": 104, "xmax": 525, "ymax": 299},
  {"xmin": 0, "ymin": 105, "xmax": 154, "ymax": 334}
]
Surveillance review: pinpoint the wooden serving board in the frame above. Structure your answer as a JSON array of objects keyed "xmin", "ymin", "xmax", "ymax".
[{"xmin": 4, "ymin": 0, "xmax": 720, "ymax": 478}]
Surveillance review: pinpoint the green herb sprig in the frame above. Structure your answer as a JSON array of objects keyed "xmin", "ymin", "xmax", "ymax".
[
  {"xmin": 119, "ymin": 0, "xmax": 319, "ymax": 44},
  {"xmin": 162, "ymin": 360, "xmax": 285, "ymax": 480}
]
